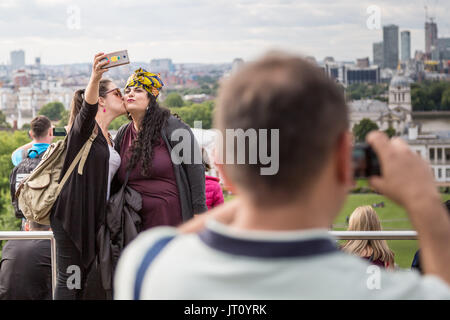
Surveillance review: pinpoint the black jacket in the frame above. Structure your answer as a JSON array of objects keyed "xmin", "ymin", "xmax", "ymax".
[{"xmin": 0, "ymin": 240, "xmax": 52, "ymax": 300}]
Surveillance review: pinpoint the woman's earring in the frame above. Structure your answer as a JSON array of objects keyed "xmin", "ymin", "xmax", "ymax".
[{"xmin": 103, "ymin": 108, "xmax": 106, "ymax": 113}]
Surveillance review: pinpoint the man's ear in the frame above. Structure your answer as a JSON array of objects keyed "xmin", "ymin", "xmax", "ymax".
[
  {"xmin": 335, "ymin": 131, "xmax": 353, "ymax": 187},
  {"xmin": 28, "ymin": 130, "xmax": 34, "ymax": 140},
  {"xmin": 49, "ymin": 127, "xmax": 54, "ymax": 138}
]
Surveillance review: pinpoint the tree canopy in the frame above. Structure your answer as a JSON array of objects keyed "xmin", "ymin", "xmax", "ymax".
[{"xmin": 38, "ymin": 101, "xmax": 65, "ymax": 121}]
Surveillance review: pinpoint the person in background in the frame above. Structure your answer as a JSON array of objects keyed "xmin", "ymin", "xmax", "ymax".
[
  {"xmin": 9, "ymin": 116, "xmax": 54, "ymax": 230},
  {"xmin": 11, "ymin": 115, "xmax": 54, "ymax": 166},
  {"xmin": 341, "ymin": 206, "xmax": 395, "ymax": 269},
  {"xmin": 202, "ymin": 148, "xmax": 224, "ymax": 210},
  {"xmin": 0, "ymin": 220, "xmax": 52, "ymax": 300},
  {"xmin": 113, "ymin": 68, "xmax": 207, "ymax": 230},
  {"xmin": 51, "ymin": 53, "xmax": 126, "ymax": 299}
]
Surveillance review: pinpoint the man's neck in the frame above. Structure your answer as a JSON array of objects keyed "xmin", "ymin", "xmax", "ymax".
[
  {"xmin": 226, "ymin": 194, "xmax": 334, "ymax": 232},
  {"xmin": 33, "ymin": 139, "xmax": 50, "ymax": 145}
]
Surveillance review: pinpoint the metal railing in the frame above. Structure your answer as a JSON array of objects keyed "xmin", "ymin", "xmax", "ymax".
[
  {"xmin": 0, "ymin": 230, "xmax": 419, "ymax": 300},
  {"xmin": 0, "ymin": 231, "xmax": 56, "ymax": 299}
]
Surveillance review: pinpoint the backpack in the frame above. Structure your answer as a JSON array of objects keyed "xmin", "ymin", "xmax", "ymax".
[
  {"xmin": 16, "ymin": 129, "xmax": 98, "ymax": 225},
  {"xmin": 10, "ymin": 149, "xmax": 46, "ymax": 219}
]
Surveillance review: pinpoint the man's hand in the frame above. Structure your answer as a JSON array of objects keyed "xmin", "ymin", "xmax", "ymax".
[
  {"xmin": 367, "ymin": 131, "xmax": 450, "ymax": 284},
  {"xmin": 366, "ymin": 131, "xmax": 440, "ymax": 211},
  {"xmin": 178, "ymin": 199, "xmax": 240, "ymax": 234}
]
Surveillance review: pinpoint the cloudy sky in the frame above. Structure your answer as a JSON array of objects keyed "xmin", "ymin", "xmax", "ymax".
[{"xmin": 0, "ymin": 0, "xmax": 449, "ymax": 65}]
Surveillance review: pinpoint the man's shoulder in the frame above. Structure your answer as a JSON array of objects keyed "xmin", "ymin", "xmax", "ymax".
[{"xmin": 114, "ymin": 226, "xmax": 181, "ymax": 299}]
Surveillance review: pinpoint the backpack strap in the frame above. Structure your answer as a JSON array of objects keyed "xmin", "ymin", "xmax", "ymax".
[
  {"xmin": 133, "ymin": 236, "xmax": 175, "ymax": 300},
  {"xmin": 56, "ymin": 128, "xmax": 98, "ymax": 195},
  {"xmin": 78, "ymin": 128, "xmax": 98, "ymax": 175}
]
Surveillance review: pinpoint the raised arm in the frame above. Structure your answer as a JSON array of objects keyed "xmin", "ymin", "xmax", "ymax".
[{"xmin": 367, "ymin": 131, "xmax": 450, "ymax": 285}]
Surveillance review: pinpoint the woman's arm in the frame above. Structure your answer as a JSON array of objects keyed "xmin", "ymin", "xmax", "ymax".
[
  {"xmin": 70, "ymin": 53, "xmax": 109, "ymax": 139},
  {"xmin": 85, "ymin": 53, "xmax": 108, "ymax": 105}
]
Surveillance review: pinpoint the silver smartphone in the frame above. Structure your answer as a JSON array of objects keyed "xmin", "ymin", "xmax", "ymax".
[{"xmin": 101, "ymin": 50, "xmax": 130, "ymax": 69}]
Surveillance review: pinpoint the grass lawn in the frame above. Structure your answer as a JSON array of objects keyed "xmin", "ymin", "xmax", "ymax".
[{"xmin": 224, "ymin": 191, "xmax": 450, "ymax": 269}]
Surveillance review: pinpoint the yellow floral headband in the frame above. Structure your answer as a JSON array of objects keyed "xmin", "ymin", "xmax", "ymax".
[{"xmin": 125, "ymin": 68, "xmax": 164, "ymax": 98}]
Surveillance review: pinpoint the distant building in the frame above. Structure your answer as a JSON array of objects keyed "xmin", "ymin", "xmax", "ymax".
[
  {"xmin": 425, "ymin": 21, "xmax": 438, "ymax": 57},
  {"xmin": 401, "ymin": 31, "xmax": 411, "ymax": 61},
  {"xmin": 356, "ymin": 57, "xmax": 369, "ymax": 68},
  {"xmin": 406, "ymin": 128, "xmax": 450, "ymax": 185},
  {"xmin": 383, "ymin": 25, "xmax": 399, "ymax": 69},
  {"xmin": 12, "ymin": 69, "xmax": 30, "ymax": 87},
  {"xmin": 10, "ymin": 50, "xmax": 25, "ymax": 71},
  {"xmin": 373, "ymin": 42, "xmax": 383, "ymax": 67},
  {"xmin": 149, "ymin": 59, "xmax": 175, "ymax": 73},
  {"xmin": 342, "ymin": 65, "xmax": 380, "ymax": 85},
  {"xmin": 324, "ymin": 63, "xmax": 340, "ymax": 81},
  {"xmin": 431, "ymin": 38, "xmax": 450, "ymax": 61},
  {"xmin": 231, "ymin": 58, "xmax": 244, "ymax": 74},
  {"xmin": 35, "ymin": 57, "xmax": 41, "ymax": 68},
  {"xmin": 388, "ymin": 73, "xmax": 412, "ymax": 127}
]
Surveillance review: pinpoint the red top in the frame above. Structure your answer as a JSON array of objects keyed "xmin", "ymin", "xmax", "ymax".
[
  {"xmin": 205, "ymin": 175, "xmax": 224, "ymax": 210},
  {"xmin": 117, "ymin": 124, "xmax": 182, "ymax": 230}
]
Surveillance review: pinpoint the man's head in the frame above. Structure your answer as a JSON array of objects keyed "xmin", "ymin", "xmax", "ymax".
[
  {"xmin": 29, "ymin": 115, "xmax": 53, "ymax": 144},
  {"xmin": 214, "ymin": 52, "xmax": 352, "ymax": 210}
]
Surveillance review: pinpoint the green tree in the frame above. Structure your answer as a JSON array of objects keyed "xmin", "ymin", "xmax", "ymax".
[
  {"xmin": 441, "ymin": 88, "xmax": 450, "ymax": 110},
  {"xmin": 353, "ymin": 118, "xmax": 379, "ymax": 142},
  {"xmin": 109, "ymin": 115, "xmax": 130, "ymax": 130},
  {"xmin": 164, "ymin": 93, "xmax": 184, "ymax": 108},
  {"xmin": 58, "ymin": 109, "xmax": 69, "ymax": 127},
  {"xmin": 0, "ymin": 110, "xmax": 11, "ymax": 129},
  {"xmin": 384, "ymin": 127, "xmax": 396, "ymax": 138},
  {"xmin": 173, "ymin": 102, "xmax": 213, "ymax": 129},
  {"xmin": 39, "ymin": 102, "xmax": 65, "ymax": 121}
]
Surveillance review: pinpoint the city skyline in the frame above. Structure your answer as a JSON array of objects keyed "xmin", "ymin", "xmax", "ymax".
[{"xmin": 0, "ymin": 0, "xmax": 450, "ymax": 65}]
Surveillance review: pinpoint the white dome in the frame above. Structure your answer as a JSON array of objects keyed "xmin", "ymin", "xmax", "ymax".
[{"xmin": 390, "ymin": 75, "xmax": 411, "ymax": 88}]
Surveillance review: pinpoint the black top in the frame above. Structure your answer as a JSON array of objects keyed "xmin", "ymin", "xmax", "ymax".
[
  {"xmin": 53, "ymin": 100, "xmax": 109, "ymax": 269},
  {"xmin": 0, "ymin": 240, "xmax": 52, "ymax": 300}
]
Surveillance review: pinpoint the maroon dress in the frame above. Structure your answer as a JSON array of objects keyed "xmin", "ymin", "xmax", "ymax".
[{"xmin": 117, "ymin": 124, "xmax": 183, "ymax": 230}]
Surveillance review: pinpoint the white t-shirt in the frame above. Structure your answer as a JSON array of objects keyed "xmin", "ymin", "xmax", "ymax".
[
  {"xmin": 114, "ymin": 218, "xmax": 450, "ymax": 300},
  {"xmin": 107, "ymin": 144, "xmax": 121, "ymax": 200}
]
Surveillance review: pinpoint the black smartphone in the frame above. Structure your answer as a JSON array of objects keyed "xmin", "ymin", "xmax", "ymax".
[
  {"xmin": 53, "ymin": 127, "xmax": 67, "ymax": 136},
  {"xmin": 352, "ymin": 143, "xmax": 381, "ymax": 178},
  {"xmin": 100, "ymin": 50, "xmax": 130, "ymax": 69}
]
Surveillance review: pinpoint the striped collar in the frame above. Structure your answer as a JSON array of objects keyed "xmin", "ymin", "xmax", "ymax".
[{"xmin": 198, "ymin": 218, "xmax": 338, "ymax": 258}]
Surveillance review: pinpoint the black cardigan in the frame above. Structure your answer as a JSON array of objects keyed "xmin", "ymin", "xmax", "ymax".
[
  {"xmin": 53, "ymin": 100, "xmax": 109, "ymax": 270},
  {"xmin": 113, "ymin": 115, "xmax": 208, "ymax": 221}
]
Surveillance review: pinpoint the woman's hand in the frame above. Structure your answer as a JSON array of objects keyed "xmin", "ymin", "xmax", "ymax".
[
  {"xmin": 85, "ymin": 53, "xmax": 108, "ymax": 105},
  {"xmin": 90, "ymin": 52, "xmax": 109, "ymax": 82}
]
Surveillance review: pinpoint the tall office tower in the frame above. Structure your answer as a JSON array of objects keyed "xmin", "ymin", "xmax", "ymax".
[
  {"xmin": 10, "ymin": 50, "xmax": 25, "ymax": 70},
  {"xmin": 425, "ymin": 21, "xmax": 438, "ymax": 57},
  {"xmin": 383, "ymin": 25, "xmax": 399, "ymax": 69},
  {"xmin": 373, "ymin": 42, "xmax": 383, "ymax": 67},
  {"xmin": 401, "ymin": 31, "xmax": 411, "ymax": 61}
]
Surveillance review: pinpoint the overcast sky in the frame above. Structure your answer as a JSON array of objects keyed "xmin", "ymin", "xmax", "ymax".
[{"xmin": 0, "ymin": 0, "xmax": 449, "ymax": 65}]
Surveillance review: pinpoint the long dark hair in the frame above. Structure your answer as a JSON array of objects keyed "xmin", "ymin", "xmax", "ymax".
[
  {"xmin": 128, "ymin": 93, "xmax": 171, "ymax": 176},
  {"xmin": 67, "ymin": 79, "xmax": 112, "ymax": 131}
]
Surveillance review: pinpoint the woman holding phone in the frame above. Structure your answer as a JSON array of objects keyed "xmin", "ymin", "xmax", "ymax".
[{"xmin": 51, "ymin": 53, "xmax": 126, "ymax": 299}]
